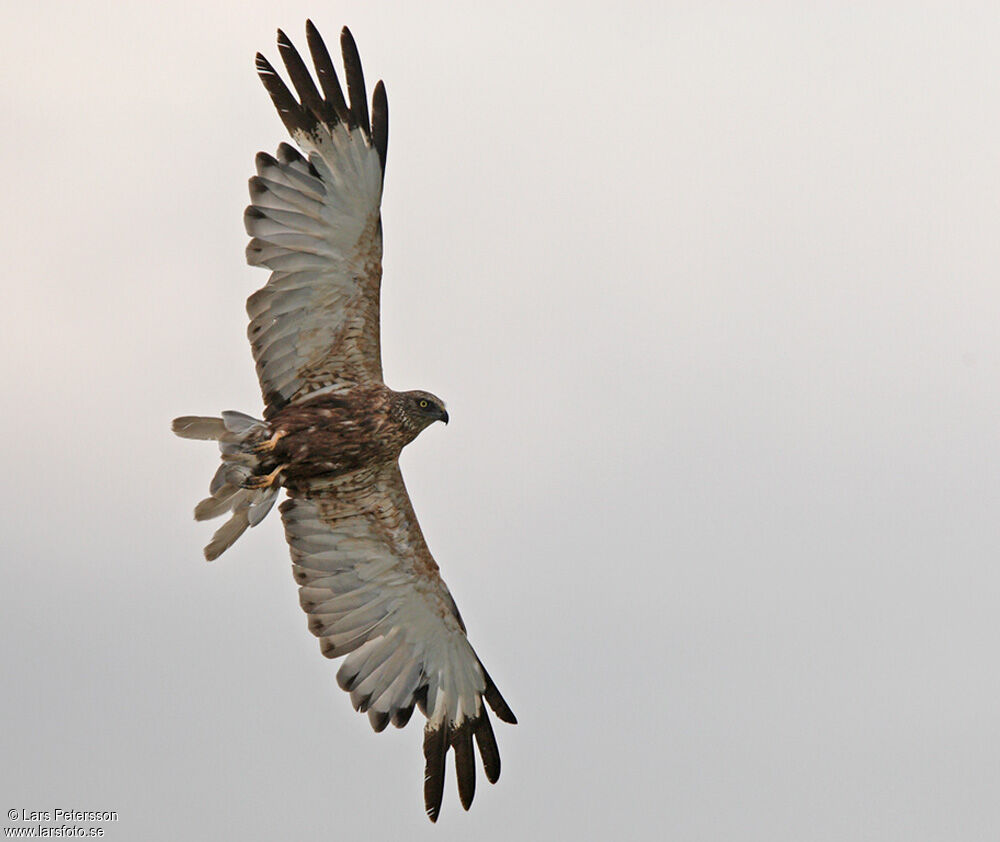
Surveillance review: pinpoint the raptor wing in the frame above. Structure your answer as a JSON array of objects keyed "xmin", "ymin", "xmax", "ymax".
[
  {"xmin": 245, "ymin": 23, "xmax": 389, "ymax": 418},
  {"xmin": 281, "ymin": 461, "xmax": 516, "ymax": 821}
]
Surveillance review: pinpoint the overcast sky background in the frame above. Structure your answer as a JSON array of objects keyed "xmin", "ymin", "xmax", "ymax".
[{"xmin": 2, "ymin": 1, "xmax": 999, "ymax": 839}]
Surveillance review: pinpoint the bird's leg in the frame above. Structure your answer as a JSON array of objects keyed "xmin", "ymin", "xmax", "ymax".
[
  {"xmin": 243, "ymin": 464, "xmax": 288, "ymax": 490},
  {"xmin": 253, "ymin": 429, "xmax": 287, "ymax": 453}
]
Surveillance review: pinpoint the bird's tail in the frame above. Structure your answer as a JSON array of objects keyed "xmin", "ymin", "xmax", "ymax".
[{"xmin": 171, "ymin": 411, "xmax": 281, "ymax": 560}]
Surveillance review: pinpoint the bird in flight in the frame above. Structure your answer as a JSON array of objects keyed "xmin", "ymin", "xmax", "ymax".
[{"xmin": 172, "ymin": 21, "xmax": 515, "ymax": 821}]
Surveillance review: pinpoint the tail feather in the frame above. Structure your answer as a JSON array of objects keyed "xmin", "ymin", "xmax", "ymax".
[
  {"xmin": 221, "ymin": 410, "xmax": 266, "ymax": 435},
  {"xmin": 195, "ymin": 487, "xmax": 244, "ymax": 521},
  {"xmin": 172, "ymin": 411, "xmax": 281, "ymax": 560},
  {"xmin": 205, "ymin": 509, "xmax": 251, "ymax": 561},
  {"xmin": 211, "ymin": 462, "xmax": 253, "ymax": 494},
  {"xmin": 209, "ymin": 465, "xmax": 230, "ymax": 496},
  {"xmin": 172, "ymin": 416, "xmax": 228, "ymax": 440},
  {"xmin": 248, "ymin": 488, "xmax": 280, "ymax": 526}
]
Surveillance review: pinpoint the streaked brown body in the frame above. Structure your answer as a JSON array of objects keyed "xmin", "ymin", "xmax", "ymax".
[{"xmin": 266, "ymin": 384, "xmax": 427, "ymax": 490}]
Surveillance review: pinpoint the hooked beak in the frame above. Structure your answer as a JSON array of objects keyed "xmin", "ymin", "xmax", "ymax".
[{"xmin": 439, "ymin": 409, "xmax": 449, "ymax": 425}]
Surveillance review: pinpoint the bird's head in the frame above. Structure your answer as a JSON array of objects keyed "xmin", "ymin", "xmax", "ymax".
[{"xmin": 399, "ymin": 390, "xmax": 449, "ymax": 431}]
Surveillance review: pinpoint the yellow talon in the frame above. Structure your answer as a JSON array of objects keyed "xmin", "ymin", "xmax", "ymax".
[
  {"xmin": 253, "ymin": 429, "xmax": 287, "ymax": 453},
  {"xmin": 243, "ymin": 464, "xmax": 288, "ymax": 489}
]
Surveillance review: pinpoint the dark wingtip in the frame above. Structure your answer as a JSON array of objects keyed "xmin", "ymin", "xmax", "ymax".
[
  {"xmin": 305, "ymin": 20, "xmax": 350, "ymax": 125},
  {"xmin": 243, "ymin": 205, "xmax": 266, "ymax": 236},
  {"xmin": 423, "ymin": 723, "xmax": 448, "ymax": 823},
  {"xmin": 481, "ymin": 666, "xmax": 517, "ymax": 724},
  {"xmin": 391, "ymin": 702, "xmax": 415, "ymax": 728},
  {"xmin": 372, "ymin": 79, "xmax": 388, "ymax": 175},
  {"xmin": 499, "ymin": 708, "xmax": 518, "ymax": 725},
  {"xmin": 452, "ymin": 723, "xmax": 476, "ymax": 810},
  {"xmin": 276, "ymin": 142, "xmax": 304, "ymax": 164},
  {"xmin": 255, "ymin": 51, "xmax": 310, "ymax": 136},
  {"xmin": 248, "ymin": 175, "xmax": 267, "ymax": 200},
  {"xmin": 254, "ymin": 151, "xmax": 277, "ymax": 174},
  {"xmin": 339, "ymin": 25, "xmax": 370, "ymax": 134},
  {"xmin": 368, "ymin": 709, "xmax": 390, "ymax": 733},
  {"xmin": 276, "ymin": 26, "xmax": 327, "ymax": 124},
  {"xmin": 474, "ymin": 709, "xmax": 502, "ymax": 784}
]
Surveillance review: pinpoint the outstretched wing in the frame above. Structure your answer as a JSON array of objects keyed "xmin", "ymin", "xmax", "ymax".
[
  {"xmin": 245, "ymin": 23, "xmax": 389, "ymax": 418},
  {"xmin": 281, "ymin": 462, "xmax": 516, "ymax": 821}
]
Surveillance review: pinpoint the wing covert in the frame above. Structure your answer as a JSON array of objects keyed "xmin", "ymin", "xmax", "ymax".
[{"xmin": 246, "ymin": 24, "xmax": 388, "ymax": 418}]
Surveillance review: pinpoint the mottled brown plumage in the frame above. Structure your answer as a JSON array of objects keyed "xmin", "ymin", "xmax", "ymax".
[
  {"xmin": 262, "ymin": 386, "xmax": 448, "ymax": 489},
  {"xmin": 172, "ymin": 21, "xmax": 514, "ymax": 822}
]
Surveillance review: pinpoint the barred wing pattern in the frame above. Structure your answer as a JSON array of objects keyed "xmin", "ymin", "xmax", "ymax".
[
  {"xmin": 283, "ymin": 463, "xmax": 516, "ymax": 820},
  {"xmin": 245, "ymin": 23, "xmax": 388, "ymax": 417}
]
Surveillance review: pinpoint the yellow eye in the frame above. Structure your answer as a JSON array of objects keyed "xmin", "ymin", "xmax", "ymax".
[{"xmin": 419, "ymin": 400, "xmax": 429, "ymax": 408}]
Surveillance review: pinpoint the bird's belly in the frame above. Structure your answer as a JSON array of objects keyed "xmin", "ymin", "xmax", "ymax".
[{"xmin": 278, "ymin": 427, "xmax": 383, "ymax": 483}]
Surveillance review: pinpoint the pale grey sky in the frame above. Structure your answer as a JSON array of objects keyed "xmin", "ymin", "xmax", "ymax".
[{"xmin": 3, "ymin": 1, "xmax": 999, "ymax": 839}]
